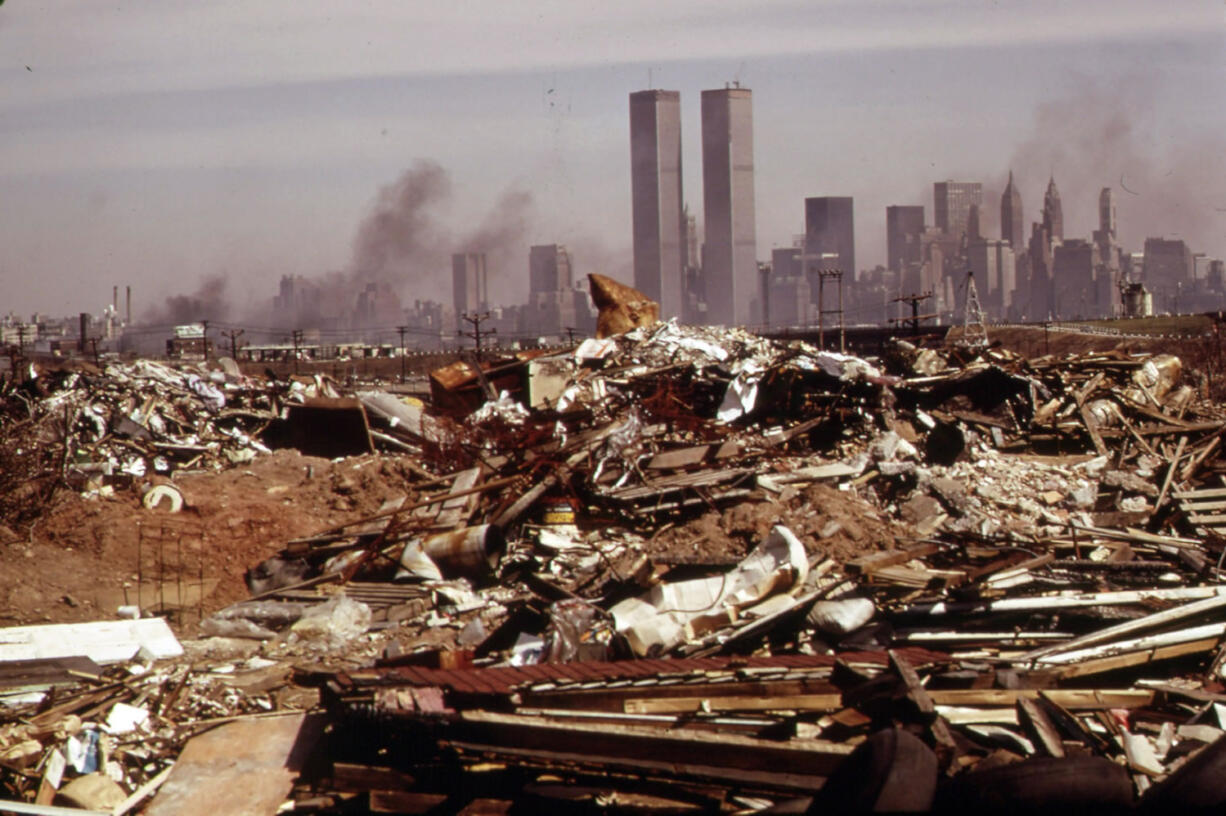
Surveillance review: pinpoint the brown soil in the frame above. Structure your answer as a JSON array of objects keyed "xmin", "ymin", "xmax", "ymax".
[
  {"xmin": 0, "ymin": 450, "xmax": 419, "ymax": 631},
  {"xmin": 645, "ymin": 483, "xmax": 901, "ymax": 565}
]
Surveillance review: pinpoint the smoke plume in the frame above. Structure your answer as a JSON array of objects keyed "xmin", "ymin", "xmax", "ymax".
[
  {"xmin": 145, "ymin": 274, "xmax": 230, "ymax": 325},
  {"xmin": 350, "ymin": 160, "xmax": 452, "ymax": 286}
]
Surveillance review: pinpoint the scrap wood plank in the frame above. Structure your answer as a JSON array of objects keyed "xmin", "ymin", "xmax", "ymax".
[
  {"xmin": 1036, "ymin": 691, "xmax": 1111, "ymax": 754},
  {"xmin": 928, "ymin": 689, "xmax": 1152, "ymax": 709},
  {"xmin": 1172, "ymin": 487, "xmax": 1226, "ymax": 500},
  {"xmin": 623, "ymin": 689, "xmax": 1151, "ymax": 715},
  {"xmin": 1018, "ymin": 592, "xmax": 1226, "ymax": 662},
  {"xmin": 1077, "ymin": 402, "xmax": 1109, "ymax": 457},
  {"xmin": 1154, "ymin": 435, "xmax": 1188, "ymax": 511},
  {"xmin": 624, "ymin": 693, "xmax": 843, "ymax": 715},
  {"xmin": 888, "ymin": 650, "xmax": 958, "ymax": 759},
  {"xmin": 846, "ymin": 543, "xmax": 940, "ymax": 576},
  {"xmin": 1051, "ymin": 636, "xmax": 1224, "ymax": 680},
  {"xmin": 1017, "ymin": 697, "xmax": 1065, "ymax": 757},
  {"xmin": 144, "ymin": 712, "xmax": 323, "ymax": 816},
  {"xmin": 447, "ymin": 713, "xmax": 850, "ymax": 792},
  {"xmin": 646, "ymin": 444, "xmax": 724, "ymax": 471}
]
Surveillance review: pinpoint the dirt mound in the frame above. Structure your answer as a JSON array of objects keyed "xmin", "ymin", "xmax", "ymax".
[{"xmin": 0, "ymin": 450, "xmax": 417, "ymax": 629}]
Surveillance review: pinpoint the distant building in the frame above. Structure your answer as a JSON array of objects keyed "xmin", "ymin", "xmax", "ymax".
[
  {"xmin": 630, "ymin": 90, "xmax": 685, "ymax": 318},
  {"xmin": 1144, "ymin": 237, "xmax": 1194, "ymax": 312},
  {"xmin": 933, "ymin": 181, "xmax": 982, "ymax": 242},
  {"xmin": 702, "ymin": 86, "xmax": 757, "ymax": 325},
  {"xmin": 1000, "ymin": 171, "xmax": 1024, "ymax": 249},
  {"xmin": 966, "ymin": 239, "xmax": 1015, "ymax": 317},
  {"xmin": 1026, "ymin": 222, "xmax": 1053, "ymax": 320},
  {"xmin": 1098, "ymin": 187, "xmax": 1116, "ymax": 241},
  {"xmin": 1051, "ymin": 239, "xmax": 1100, "ymax": 319},
  {"xmin": 804, "ymin": 197, "xmax": 855, "ymax": 305},
  {"xmin": 353, "ymin": 282, "xmax": 402, "ymax": 331},
  {"xmin": 1042, "ymin": 177, "xmax": 1064, "ymax": 244},
  {"xmin": 452, "ymin": 253, "xmax": 488, "ymax": 327},
  {"xmin": 529, "ymin": 244, "xmax": 572, "ymax": 294},
  {"xmin": 886, "ymin": 205, "xmax": 925, "ymax": 279},
  {"xmin": 767, "ymin": 245, "xmax": 810, "ymax": 327},
  {"xmin": 526, "ymin": 245, "xmax": 577, "ymax": 337}
]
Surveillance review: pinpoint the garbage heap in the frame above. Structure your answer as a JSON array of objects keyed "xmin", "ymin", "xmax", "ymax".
[{"xmin": 5, "ymin": 305, "xmax": 1226, "ymax": 812}]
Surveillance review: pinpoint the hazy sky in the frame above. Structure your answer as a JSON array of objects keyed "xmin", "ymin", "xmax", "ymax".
[{"xmin": 2, "ymin": 0, "xmax": 1224, "ymax": 323}]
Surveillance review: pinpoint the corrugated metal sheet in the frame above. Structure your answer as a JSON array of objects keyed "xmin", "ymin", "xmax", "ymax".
[{"xmin": 345, "ymin": 649, "xmax": 947, "ymax": 697}]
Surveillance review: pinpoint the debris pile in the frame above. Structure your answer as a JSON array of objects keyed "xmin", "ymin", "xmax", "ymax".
[{"xmin": 6, "ymin": 298, "xmax": 1226, "ymax": 811}]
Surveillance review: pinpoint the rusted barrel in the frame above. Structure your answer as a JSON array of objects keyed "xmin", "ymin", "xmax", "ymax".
[{"xmin": 421, "ymin": 525, "xmax": 505, "ymax": 578}]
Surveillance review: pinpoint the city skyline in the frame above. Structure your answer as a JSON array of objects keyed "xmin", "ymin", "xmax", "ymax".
[{"xmin": 1, "ymin": 1, "xmax": 1224, "ymax": 321}]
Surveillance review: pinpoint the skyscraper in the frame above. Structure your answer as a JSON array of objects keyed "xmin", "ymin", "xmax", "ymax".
[
  {"xmin": 529, "ymin": 244, "xmax": 572, "ymax": 294},
  {"xmin": 527, "ymin": 244, "xmax": 575, "ymax": 336},
  {"xmin": 1098, "ymin": 187, "xmax": 1116, "ymax": 240},
  {"xmin": 933, "ymin": 181, "xmax": 983, "ymax": 241},
  {"xmin": 701, "ymin": 86, "xmax": 757, "ymax": 325},
  {"xmin": 630, "ymin": 90, "xmax": 685, "ymax": 318},
  {"xmin": 452, "ymin": 252, "xmax": 487, "ymax": 326},
  {"xmin": 1001, "ymin": 171, "xmax": 1023, "ymax": 249},
  {"xmin": 886, "ymin": 205, "xmax": 925, "ymax": 277},
  {"xmin": 1043, "ymin": 177, "xmax": 1064, "ymax": 243},
  {"xmin": 804, "ymin": 197, "xmax": 855, "ymax": 282}
]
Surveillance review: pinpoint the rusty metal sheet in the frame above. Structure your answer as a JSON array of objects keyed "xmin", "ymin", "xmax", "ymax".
[
  {"xmin": 363, "ymin": 650, "xmax": 946, "ymax": 699},
  {"xmin": 145, "ymin": 713, "xmax": 322, "ymax": 816}
]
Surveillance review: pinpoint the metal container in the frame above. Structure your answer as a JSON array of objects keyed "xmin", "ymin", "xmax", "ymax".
[{"xmin": 421, "ymin": 525, "xmax": 505, "ymax": 578}]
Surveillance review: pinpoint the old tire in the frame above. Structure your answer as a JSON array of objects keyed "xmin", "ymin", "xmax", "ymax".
[
  {"xmin": 936, "ymin": 755, "xmax": 1134, "ymax": 813},
  {"xmin": 807, "ymin": 726, "xmax": 937, "ymax": 813}
]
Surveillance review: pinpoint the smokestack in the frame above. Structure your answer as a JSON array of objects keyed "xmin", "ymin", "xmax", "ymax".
[
  {"xmin": 79, "ymin": 312, "xmax": 88, "ymax": 352},
  {"xmin": 113, "ymin": 285, "xmax": 118, "ymax": 313},
  {"xmin": 126, "ymin": 286, "xmax": 131, "ymax": 324}
]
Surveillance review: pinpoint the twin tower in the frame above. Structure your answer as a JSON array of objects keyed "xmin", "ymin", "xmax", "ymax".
[{"xmin": 630, "ymin": 87, "xmax": 756, "ymax": 326}]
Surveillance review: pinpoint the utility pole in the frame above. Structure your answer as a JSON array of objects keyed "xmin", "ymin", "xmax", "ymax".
[
  {"xmin": 816, "ymin": 269, "xmax": 845, "ymax": 352},
  {"xmin": 200, "ymin": 319, "xmax": 210, "ymax": 362},
  {"xmin": 222, "ymin": 328, "xmax": 245, "ymax": 361},
  {"xmin": 15, "ymin": 323, "xmax": 29, "ymax": 368},
  {"xmin": 459, "ymin": 312, "xmax": 495, "ymax": 359},
  {"xmin": 889, "ymin": 291, "xmax": 936, "ymax": 337},
  {"xmin": 396, "ymin": 325, "xmax": 408, "ymax": 383},
  {"xmin": 291, "ymin": 329, "xmax": 304, "ymax": 376}
]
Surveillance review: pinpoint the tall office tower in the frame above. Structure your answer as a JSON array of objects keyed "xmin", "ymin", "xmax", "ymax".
[
  {"xmin": 1093, "ymin": 187, "xmax": 1121, "ymax": 286},
  {"xmin": 933, "ymin": 181, "xmax": 983, "ymax": 241},
  {"xmin": 1027, "ymin": 223, "xmax": 1052, "ymax": 319},
  {"xmin": 886, "ymin": 205, "xmax": 925, "ymax": 276},
  {"xmin": 451, "ymin": 252, "xmax": 488, "ymax": 325},
  {"xmin": 966, "ymin": 239, "xmax": 1016, "ymax": 317},
  {"xmin": 527, "ymin": 244, "xmax": 576, "ymax": 336},
  {"xmin": 1143, "ymin": 237, "xmax": 1194, "ymax": 290},
  {"xmin": 1001, "ymin": 171, "xmax": 1024, "ymax": 248},
  {"xmin": 1051, "ymin": 239, "xmax": 1100, "ymax": 319},
  {"xmin": 803, "ymin": 198, "xmax": 854, "ymax": 314},
  {"xmin": 702, "ymin": 86, "xmax": 757, "ymax": 325},
  {"xmin": 1099, "ymin": 187, "xmax": 1116, "ymax": 240},
  {"xmin": 529, "ymin": 244, "xmax": 572, "ymax": 294},
  {"xmin": 768, "ymin": 245, "xmax": 811, "ymax": 327},
  {"xmin": 966, "ymin": 204, "xmax": 982, "ymax": 243},
  {"xmin": 1042, "ymin": 177, "xmax": 1064, "ymax": 243},
  {"xmin": 630, "ymin": 90, "xmax": 685, "ymax": 318}
]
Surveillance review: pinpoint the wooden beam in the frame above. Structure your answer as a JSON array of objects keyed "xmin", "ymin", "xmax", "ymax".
[
  {"xmin": 1052, "ymin": 636, "xmax": 1223, "ymax": 679},
  {"xmin": 1017, "ymin": 697, "xmax": 1064, "ymax": 757}
]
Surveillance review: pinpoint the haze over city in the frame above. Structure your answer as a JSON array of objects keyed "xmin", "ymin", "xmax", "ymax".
[{"xmin": 2, "ymin": 0, "xmax": 1224, "ymax": 327}]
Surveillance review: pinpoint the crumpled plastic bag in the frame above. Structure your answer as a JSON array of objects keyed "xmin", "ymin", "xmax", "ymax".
[
  {"xmin": 544, "ymin": 599, "xmax": 613, "ymax": 663},
  {"xmin": 286, "ymin": 595, "xmax": 372, "ymax": 651}
]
